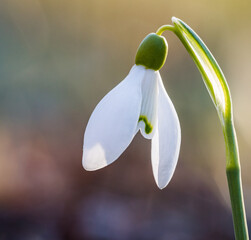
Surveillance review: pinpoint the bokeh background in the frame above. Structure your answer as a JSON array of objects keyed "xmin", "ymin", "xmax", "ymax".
[{"xmin": 0, "ymin": 0, "xmax": 251, "ymax": 239}]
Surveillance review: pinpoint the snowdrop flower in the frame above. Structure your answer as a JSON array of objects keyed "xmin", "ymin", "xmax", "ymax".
[{"xmin": 83, "ymin": 33, "xmax": 181, "ymax": 189}]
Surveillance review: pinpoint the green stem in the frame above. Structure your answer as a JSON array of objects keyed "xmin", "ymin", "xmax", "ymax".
[
  {"xmin": 156, "ymin": 25, "xmax": 175, "ymax": 35},
  {"xmin": 224, "ymin": 119, "xmax": 249, "ymax": 240},
  {"xmin": 157, "ymin": 23, "xmax": 249, "ymax": 239}
]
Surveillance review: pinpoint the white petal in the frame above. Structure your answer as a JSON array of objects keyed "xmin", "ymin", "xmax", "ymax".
[
  {"xmin": 83, "ymin": 65, "xmax": 145, "ymax": 171},
  {"xmin": 151, "ymin": 73, "xmax": 181, "ymax": 189},
  {"xmin": 137, "ymin": 69, "xmax": 158, "ymax": 139}
]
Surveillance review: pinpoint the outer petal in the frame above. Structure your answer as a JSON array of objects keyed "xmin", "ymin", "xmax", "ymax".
[
  {"xmin": 151, "ymin": 73, "xmax": 181, "ymax": 189},
  {"xmin": 83, "ymin": 65, "xmax": 145, "ymax": 171}
]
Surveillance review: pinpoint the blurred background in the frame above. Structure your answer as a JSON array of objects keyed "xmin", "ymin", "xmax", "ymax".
[{"xmin": 0, "ymin": 0, "xmax": 250, "ymax": 239}]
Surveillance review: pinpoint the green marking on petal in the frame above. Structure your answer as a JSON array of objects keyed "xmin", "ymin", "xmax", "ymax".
[{"xmin": 138, "ymin": 115, "xmax": 153, "ymax": 134}]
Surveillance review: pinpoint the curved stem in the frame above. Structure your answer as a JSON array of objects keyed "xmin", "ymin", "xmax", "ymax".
[
  {"xmin": 158, "ymin": 22, "xmax": 249, "ymax": 239},
  {"xmin": 156, "ymin": 25, "xmax": 176, "ymax": 35}
]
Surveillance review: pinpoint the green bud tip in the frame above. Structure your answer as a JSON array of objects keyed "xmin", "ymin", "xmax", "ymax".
[{"xmin": 135, "ymin": 33, "xmax": 168, "ymax": 71}]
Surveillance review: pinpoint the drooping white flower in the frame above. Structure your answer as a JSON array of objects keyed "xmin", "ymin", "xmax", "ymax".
[{"xmin": 83, "ymin": 33, "xmax": 181, "ymax": 189}]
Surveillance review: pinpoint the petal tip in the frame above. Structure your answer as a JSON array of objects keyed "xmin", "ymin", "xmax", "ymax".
[
  {"xmin": 82, "ymin": 144, "xmax": 108, "ymax": 171},
  {"xmin": 82, "ymin": 158, "xmax": 105, "ymax": 171},
  {"xmin": 82, "ymin": 158, "xmax": 96, "ymax": 171},
  {"xmin": 155, "ymin": 178, "xmax": 169, "ymax": 190},
  {"xmin": 157, "ymin": 184, "xmax": 166, "ymax": 190},
  {"xmin": 82, "ymin": 154, "xmax": 96, "ymax": 171}
]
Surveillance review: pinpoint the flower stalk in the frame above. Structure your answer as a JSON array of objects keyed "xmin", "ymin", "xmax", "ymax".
[
  {"xmin": 224, "ymin": 118, "xmax": 248, "ymax": 240},
  {"xmin": 157, "ymin": 17, "xmax": 249, "ymax": 239}
]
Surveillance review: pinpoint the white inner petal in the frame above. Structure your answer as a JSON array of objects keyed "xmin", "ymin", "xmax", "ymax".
[{"xmin": 137, "ymin": 69, "xmax": 158, "ymax": 139}]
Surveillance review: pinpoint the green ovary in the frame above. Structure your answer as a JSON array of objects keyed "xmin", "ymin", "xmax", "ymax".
[
  {"xmin": 135, "ymin": 33, "xmax": 168, "ymax": 71},
  {"xmin": 138, "ymin": 115, "xmax": 153, "ymax": 134}
]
